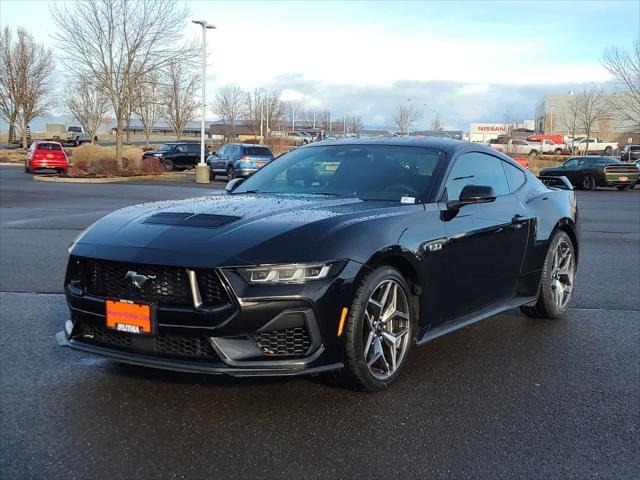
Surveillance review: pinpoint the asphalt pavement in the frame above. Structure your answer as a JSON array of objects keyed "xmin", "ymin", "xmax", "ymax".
[{"xmin": 1, "ymin": 165, "xmax": 639, "ymax": 479}]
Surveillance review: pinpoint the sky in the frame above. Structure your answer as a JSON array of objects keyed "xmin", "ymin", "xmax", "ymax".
[{"xmin": 1, "ymin": 0, "xmax": 639, "ymax": 130}]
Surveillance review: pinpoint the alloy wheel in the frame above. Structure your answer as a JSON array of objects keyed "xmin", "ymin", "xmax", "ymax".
[
  {"xmin": 582, "ymin": 175, "xmax": 595, "ymax": 190},
  {"xmin": 362, "ymin": 279, "xmax": 411, "ymax": 380},
  {"xmin": 549, "ymin": 239, "xmax": 575, "ymax": 310}
]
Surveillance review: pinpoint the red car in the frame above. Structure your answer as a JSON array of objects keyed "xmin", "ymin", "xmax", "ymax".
[{"xmin": 25, "ymin": 141, "xmax": 69, "ymax": 174}]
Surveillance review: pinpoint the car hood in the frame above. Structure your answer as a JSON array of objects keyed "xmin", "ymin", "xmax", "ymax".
[{"xmin": 71, "ymin": 193, "xmax": 412, "ymax": 267}]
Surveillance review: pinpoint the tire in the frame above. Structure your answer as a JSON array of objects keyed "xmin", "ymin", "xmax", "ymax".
[
  {"xmin": 529, "ymin": 149, "xmax": 539, "ymax": 158},
  {"xmin": 616, "ymin": 185, "xmax": 631, "ymax": 190},
  {"xmin": 554, "ymin": 148, "xmax": 562, "ymax": 155},
  {"xmin": 604, "ymin": 146, "xmax": 613, "ymax": 156},
  {"xmin": 520, "ymin": 230, "xmax": 576, "ymax": 319},
  {"xmin": 162, "ymin": 159, "xmax": 174, "ymax": 172},
  {"xmin": 581, "ymin": 173, "xmax": 596, "ymax": 190},
  {"xmin": 227, "ymin": 165, "xmax": 235, "ymax": 180},
  {"xmin": 74, "ymin": 138, "xmax": 79, "ymax": 147},
  {"xmin": 209, "ymin": 169, "xmax": 214, "ymax": 181},
  {"xmin": 340, "ymin": 266, "xmax": 415, "ymax": 392}
]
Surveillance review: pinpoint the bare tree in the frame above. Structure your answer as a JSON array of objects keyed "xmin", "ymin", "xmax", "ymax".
[
  {"xmin": 602, "ymin": 41, "xmax": 640, "ymax": 131},
  {"xmin": 161, "ymin": 60, "xmax": 198, "ymax": 141},
  {"xmin": 264, "ymin": 91, "xmax": 286, "ymax": 135},
  {"xmin": 243, "ymin": 89, "xmax": 262, "ymax": 140},
  {"xmin": 576, "ymin": 86, "xmax": 610, "ymax": 155},
  {"xmin": 133, "ymin": 70, "xmax": 162, "ymax": 146},
  {"xmin": 392, "ymin": 104, "xmax": 419, "ymax": 135},
  {"xmin": 213, "ymin": 84, "xmax": 246, "ymax": 139},
  {"xmin": 65, "ymin": 79, "xmax": 110, "ymax": 143},
  {"xmin": 561, "ymin": 96, "xmax": 580, "ymax": 152},
  {"xmin": 316, "ymin": 110, "xmax": 331, "ymax": 131},
  {"xmin": 0, "ymin": 27, "xmax": 21, "ymax": 144},
  {"xmin": 286, "ymin": 100, "xmax": 304, "ymax": 131},
  {"xmin": 347, "ymin": 115, "xmax": 363, "ymax": 135},
  {"xmin": 0, "ymin": 27, "xmax": 53, "ymax": 147},
  {"xmin": 51, "ymin": 0, "xmax": 195, "ymax": 164}
]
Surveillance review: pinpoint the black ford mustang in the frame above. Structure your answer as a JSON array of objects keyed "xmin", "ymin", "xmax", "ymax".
[{"xmin": 58, "ymin": 138, "xmax": 579, "ymax": 391}]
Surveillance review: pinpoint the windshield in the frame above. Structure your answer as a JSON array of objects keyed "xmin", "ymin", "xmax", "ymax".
[
  {"xmin": 158, "ymin": 144, "xmax": 175, "ymax": 151},
  {"xmin": 235, "ymin": 144, "xmax": 446, "ymax": 202}
]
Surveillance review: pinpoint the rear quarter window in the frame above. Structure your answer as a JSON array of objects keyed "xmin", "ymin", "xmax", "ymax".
[{"xmin": 501, "ymin": 160, "xmax": 525, "ymax": 192}]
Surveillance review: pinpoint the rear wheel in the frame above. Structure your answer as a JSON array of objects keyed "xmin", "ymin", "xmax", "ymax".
[
  {"xmin": 340, "ymin": 266, "xmax": 414, "ymax": 392},
  {"xmin": 521, "ymin": 230, "xmax": 576, "ymax": 319},
  {"xmin": 529, "ymin": 149, "xmax": 539, "ymax": 158},
  {"xmin": 554, "ymin": 148, "xmax": 562, "ymax": 155},
  {"xmin": 604, "ymin": 146, "xmax": 613, "ymax": 156},
  {"xmin": 581, "ymin": 173, "xmax": 596, "ymax": 190}
]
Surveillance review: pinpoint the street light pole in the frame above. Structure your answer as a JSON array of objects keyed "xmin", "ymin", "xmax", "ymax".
[{"xmin": 192, "ymin": 19, "xmax": 215, "ymax": 184}]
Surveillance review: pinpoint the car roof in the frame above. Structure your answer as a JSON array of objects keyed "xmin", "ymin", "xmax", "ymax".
[
  {"xmin": 225, "ymin": 143, "xmax": 271, "ymax": 148},
  {"xmin": 298, "ymin": 136, "xmax": 504, "ymax": 162}
]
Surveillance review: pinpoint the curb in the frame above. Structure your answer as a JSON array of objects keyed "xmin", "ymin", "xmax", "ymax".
[{"xmin": 33, "ymin": 172, "xmax": 194, "ymax": 183}]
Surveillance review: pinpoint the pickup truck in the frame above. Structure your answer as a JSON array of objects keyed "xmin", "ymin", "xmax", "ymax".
[
  {"xmin": 570, "ymin": 137, "xmax": 618, "ymax": 156},
  {"xmin": 66, "ymin": 126, "xmax": 93, "ymax": 146},
  {"xmin": 490, "ymin": 139, "xmax": 567, "ymax": 156}
]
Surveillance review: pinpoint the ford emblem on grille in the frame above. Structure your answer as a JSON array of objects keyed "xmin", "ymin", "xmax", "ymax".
[{"xmin": 125, "ymin": 271, "xmax": 156, "ymax": 289}]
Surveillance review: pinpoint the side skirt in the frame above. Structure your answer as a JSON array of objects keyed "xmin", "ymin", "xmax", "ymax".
[{"xmin": 416, "ymin": 296, "xmax": 538, "ymax": 345}]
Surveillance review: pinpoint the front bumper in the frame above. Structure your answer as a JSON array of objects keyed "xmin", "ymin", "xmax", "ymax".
[
  {"xmin": 56, "ymin": 331, "xmax": 341, "ymax": 377},
  {"xmin": 58, "ymin": 258, "xmax": 363, "ymax": 376}
]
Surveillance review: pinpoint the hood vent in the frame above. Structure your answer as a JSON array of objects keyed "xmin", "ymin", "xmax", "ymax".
[{"xmin": 143, "ymin": 212, "xmax": 241, "ymax": 228}]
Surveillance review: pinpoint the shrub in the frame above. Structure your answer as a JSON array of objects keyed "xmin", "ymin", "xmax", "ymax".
[
  {"xmin": 141, "ymin": 156, "xmax": 165, "ymax": 174},
  {"xmin": 88, "ymin": 158, "xmax": 121, "ymax": 176},
  {"xmin": 66, "ymin": 144, "xmax": 144, "ymax": 177}
]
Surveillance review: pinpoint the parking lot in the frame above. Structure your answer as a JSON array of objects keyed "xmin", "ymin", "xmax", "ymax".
[{"xmin": 1, "ymin": 164, "xmax": 638, "ymax": 478}]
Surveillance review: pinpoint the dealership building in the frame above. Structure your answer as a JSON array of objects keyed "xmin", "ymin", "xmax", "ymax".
[
  {"xmin": 469, "ymin": 121, "xmax": 535, "ymax": 143},
  {"xmin": 535, "ymin": 93, "xmax": 639, "ymax": 143}
]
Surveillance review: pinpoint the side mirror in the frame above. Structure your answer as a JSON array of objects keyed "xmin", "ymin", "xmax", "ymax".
[
  {"xmin": 448, "ymin": 185, "xmax": 496, "ymax": 209},
  {"xmin": 225, "ymin": 178, "xmax": 245, "ymax": 193}
]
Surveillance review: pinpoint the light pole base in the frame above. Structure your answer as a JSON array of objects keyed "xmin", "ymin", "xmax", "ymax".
[{"xmin": 195, "ymin": 164, "xmax": 210, "ymax": 184}]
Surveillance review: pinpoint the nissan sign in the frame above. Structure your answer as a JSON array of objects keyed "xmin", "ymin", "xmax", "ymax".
[{"xmin": 470, "ymin": 123, "xmax": 507, "ymax": 134}]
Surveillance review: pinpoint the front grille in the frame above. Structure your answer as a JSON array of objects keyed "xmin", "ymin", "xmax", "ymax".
[
  {"xmin": 252, "ymin": 327, "xmax": 312, "ymax": 357},
  {"xmin": 79, "ymin": 259, "xmax": 230, "ymax": 308},
  {"xmin": 77, "ymin": 323, "xmax": 218, "ymax": 361}
]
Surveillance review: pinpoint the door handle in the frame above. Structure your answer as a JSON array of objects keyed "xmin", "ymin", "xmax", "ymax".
[{"xmin": 511, "ymin": 213, "xmax": 524, "ymax": 223}]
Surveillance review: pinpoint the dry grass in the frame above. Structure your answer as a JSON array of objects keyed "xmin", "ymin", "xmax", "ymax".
[
  {"xmin": 0, "ymin": 148, "xmax": 27, "ymax": 163},
  {"xmin": 526, "ymin": 155, "xmax": 566, "ymax": 175}
]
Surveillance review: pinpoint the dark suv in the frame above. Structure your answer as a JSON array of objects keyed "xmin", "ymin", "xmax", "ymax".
[
  {"xmin": 207, "ymin": 143, "xmax": 274, "ymax": 180},
  {"xmin": 142, "ymin": 142, "xmax": 201, "ymax": 171}
]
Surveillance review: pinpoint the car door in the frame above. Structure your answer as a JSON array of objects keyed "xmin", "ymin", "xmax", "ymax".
[
  {"xmin": 187, "ymin": 144, "xmax": 201, "ymax": 166},
  {"xmin": 439, "ymin": 152, "xmax": 529, "ymax": 320}
]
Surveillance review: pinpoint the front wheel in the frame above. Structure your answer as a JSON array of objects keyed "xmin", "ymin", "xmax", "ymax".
[
  {"xmin": 162, "ymin": 159, "xmax": 174, "ymax": 172},
  {"xmin": 521, "ymin": 230, "xmax": 576, "ymax": 319},
  {"xmin": 340, "ymin": 266, "xmax": 414, "ymax": 391},
  {"xmin": 227, "ymin": 165, "xmax": 235, "ymax": 180},
  {"xmin": 581, "ymin": 173, "xmax": 596, "ymax": 190},
  {"xmin": 74, "ymin": 138, "xmax": 79, "ymax": 147}
]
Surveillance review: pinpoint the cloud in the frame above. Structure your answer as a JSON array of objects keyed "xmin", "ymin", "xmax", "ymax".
[{"xmin": 252, "ymin": 76, "xmax": 613, "ymax": 130}]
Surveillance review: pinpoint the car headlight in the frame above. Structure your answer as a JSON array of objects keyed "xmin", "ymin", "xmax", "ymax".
[
  {"xmin": 153, "ymin": 153, "xmax": 162, "ymax": 157},
  {"xmin": 237, "ymin": 261, "xmax": 345, "ymax": 284}
]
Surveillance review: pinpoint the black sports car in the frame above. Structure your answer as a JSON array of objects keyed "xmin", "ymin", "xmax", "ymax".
[
  {"xmin": 58, "ymin": 138, "xmax": 579, "ymax": 391},
  {"xmin": 539, "ymin": 156, "xmax": 640, "ymax": 190}
]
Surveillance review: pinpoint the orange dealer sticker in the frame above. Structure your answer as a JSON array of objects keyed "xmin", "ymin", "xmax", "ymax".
[{"xmin": 106, "ymin": 300, "xmax": 152, "ymax": 334}]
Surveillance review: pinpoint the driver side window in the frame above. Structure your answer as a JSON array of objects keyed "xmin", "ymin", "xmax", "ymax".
[
  {"xmin": 443, "ymin": 152, "xmax": 509, "ymax": 201},
  {"xmin": 562, "ymin": 159, "xmax": 578, "ymax": 168}
]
